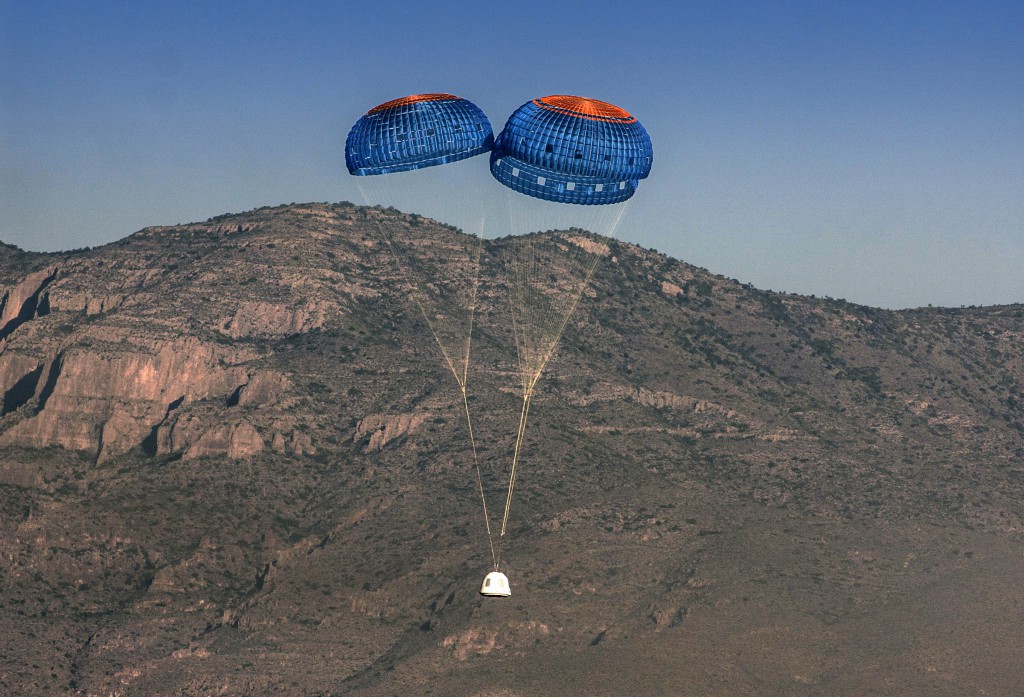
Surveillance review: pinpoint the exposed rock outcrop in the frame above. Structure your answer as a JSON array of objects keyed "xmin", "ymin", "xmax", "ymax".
[
  {"xmin": 0, "ymin": 267, "xmax": 57, "ymax": 340},
  {"xmin": 270, "ymin": 430, "xmax": 315, "ymax": 456},
  {"xmin": 355, "ymin": 412, "xmax": 427, "ymax": 451},
  {"xmin": 661, "ymin": 280, "xmax": 684, "ymax": 297},
  {"xmin": 221, "ymin": 301, "xmax": 326, "ymax": 339},
  {"xmin": 570, "ymin": 382, "xmax": 737, "ymax": 417},
  {"xmin": 0, "ymin": 353, "xmax": 43, "ymax": 416},
  {"xmin": 289, "ymin": 431, "xmax": 315, "ymax": 455},
  {"xmin": 441, "ymin": 622, "xmax": 551, "ymax": 660},
  {"xmin": 0, "ymin": 339, "xmax": 253, "ymax": 460},
  {"xmin": 50, "ymin": 292, "xmax": 128, "ymax": 315},
  {"xmin": 231, "ymin": 371, "xmax": 290, "ymax": 408},
  {"xmin": 183, "ymin": 419, "xmax": 264, "ymax": 461}
]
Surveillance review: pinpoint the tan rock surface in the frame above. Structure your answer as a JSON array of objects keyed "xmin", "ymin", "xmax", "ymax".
[{"xmin": 0, "ymin": 267, "xmax": 57, "ymax": 337}]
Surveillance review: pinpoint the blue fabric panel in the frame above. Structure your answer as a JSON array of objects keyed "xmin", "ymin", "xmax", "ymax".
[
  {"xmin": 490, "ymin": 97, "xmax": 652, "ymax": 204},
  {"xmin": 490, "ymin": 151, "xmax": 638, "ymax": 205},
  {"xmin": 346, "ymin": 96, "xmax": 493, "ymax": 176}
]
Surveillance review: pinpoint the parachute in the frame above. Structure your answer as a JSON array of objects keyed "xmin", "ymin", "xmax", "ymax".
[
  {"xmin": 346, "ymin": 94, "xmax": 498, "ymax": 568},
  {"xmin": 489, "ymin": 95, "xmax": 653, "ymax": 536},
  {"xmin": 346, "ymin": 94, "xmax": 493, "ymax": 390},
  {"xmin": 346, "ymin": 93, "xmax": 493, "ymax": 176},
  {"xmin": 344, "ymin": 93, "xmax": 653, "ymax": 585},
  {"xmin": 490, "ymin": 94, "xmax": 653, "ymax": 205}
]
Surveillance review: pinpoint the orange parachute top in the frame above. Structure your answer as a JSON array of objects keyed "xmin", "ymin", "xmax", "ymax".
[
  {"xmin": 366, "ymin": 93, "xmax": 459, "ymax": 115},
  {"xmin": 533, "ymin": 95, "xmax": 637, "ymax": 123}
]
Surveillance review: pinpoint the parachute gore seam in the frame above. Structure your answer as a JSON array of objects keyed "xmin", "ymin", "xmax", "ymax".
[
  {"xmin": 533, "ymin": 95, "xmax": 637, "ymax": 123},
  {"xmin": 367, "ymin": 93, "xmax": 460, "ymax": 115}
]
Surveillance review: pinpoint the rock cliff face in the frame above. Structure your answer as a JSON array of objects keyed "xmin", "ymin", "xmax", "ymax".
[
  {"xmin": 0, "ymin": 266, "xmax": 56, "ymax": 342},
  {"xmin": 355, "ymin": 411, "xmax": 428, "ymax": 451},
  {"xmin": 0, "ymin": 339, "xmax": 256, "ymax": 461},
  {"xmin": 0, "ymin": 206, "xmax": 362, "ymax": 466},
  {"xmin": 1, "ymin": 203, "xmax": 1023, "ymax": 696},
  {"xmin": 0, "ymin": 352, "xmax": 43, "ymax": 415},
  {"xmin": 221, "ymin": 300, "xmax": 326, "ymax": 339}
]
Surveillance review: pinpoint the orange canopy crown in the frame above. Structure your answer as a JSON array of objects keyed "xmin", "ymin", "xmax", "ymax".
[
  {"xmin": 367, "ymin": 93, "xmax": 459, "ymax": 115},
  {"xmin": 534, "ymin": 95, "xmax": 637, "ymax": 123}
]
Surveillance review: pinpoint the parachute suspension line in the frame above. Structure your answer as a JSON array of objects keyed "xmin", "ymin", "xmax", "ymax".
[
  {"xmin": 460, "ymin": 219, "xmax": 483, "ymax": 386},
  {"xmin": 357, "ymin": 182, "xmax": 498, "ymax": 569},
  {"xmin": 536, "ymin": 247, "xmax": 602, "ymax": 381},
  {"xmin": 456, "ymin": 241, "xmax": 498, "ymax": 570},
  {"xmin": 499, "ymin": 243, "xmax": 603, "ymax": 537},
  {"xmin": 500, "ymin": 389, "xmax": 533, "ymax": 537},
  {"xmin": 528, "ymin": 201, "xmax": 627, "ymax": 384},
  {"xmin": 362, "ymin": 220, "xmax": 462, "ymax": 386},
  {"xmin": 499, "ymin": 227, "xmax": 533, "ymax": 538},
  {"xmin": 461, "ymin": 385, "xmax": 498, "ymax": 569},
  {"xmin": 497, "ymin": 199, "xmax": 628, "ymax": 539},
  {"xmin": 377, "ymin": 216, "xmax": 497, "ymax": 567}
]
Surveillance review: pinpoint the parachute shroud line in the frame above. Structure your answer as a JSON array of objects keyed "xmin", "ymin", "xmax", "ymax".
[
  {"xmin": 347, "ymin": 92, "xmax": 652, "ymax": 577},
  {"xmin": 498, "ymin": 228, "xmax": 608, "ymax": 537},
  {"xmin": 366, "ymin": 207, "xmax": 497, "ymax": 569}
]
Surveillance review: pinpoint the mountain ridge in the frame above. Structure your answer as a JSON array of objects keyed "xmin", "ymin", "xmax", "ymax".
[{"xmin": 1, "ymin": 202, "xmax": 1022, "ymax": 695}]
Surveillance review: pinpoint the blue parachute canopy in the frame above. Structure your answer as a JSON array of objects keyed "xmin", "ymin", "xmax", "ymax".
[
  {"xmin": 490, "ymin": 95, "xmax": 653, "ymax": 205},
  {"xmin": 346, "ymin": 94, "xmax": 493, "ymax": 176}
]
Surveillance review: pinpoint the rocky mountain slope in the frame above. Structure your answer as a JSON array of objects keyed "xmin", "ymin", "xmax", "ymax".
[{"xmin": 1, "ymin": 203, "xmax": 1022, "ymax": 695}]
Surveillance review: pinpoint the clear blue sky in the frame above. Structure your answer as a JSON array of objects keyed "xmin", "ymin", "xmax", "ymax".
[{"xmin": 2, "ymin": 1, "xmax": 1022, "ymax": 309}]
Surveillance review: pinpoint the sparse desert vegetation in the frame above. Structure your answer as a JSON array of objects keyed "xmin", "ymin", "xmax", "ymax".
[{"xmin": 1, "ymin": 203, "xmax": 1022, "ymax": 695}]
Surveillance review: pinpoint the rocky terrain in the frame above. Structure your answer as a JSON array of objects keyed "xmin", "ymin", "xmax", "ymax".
[{"xmin": 1, "ymin": 203, "xmax": 1022, "ymax": 695}]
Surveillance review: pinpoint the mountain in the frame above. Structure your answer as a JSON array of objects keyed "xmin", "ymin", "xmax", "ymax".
[{"xmin": 1, "ymin": 203, "xmax": 1022, "ymax": 696}]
